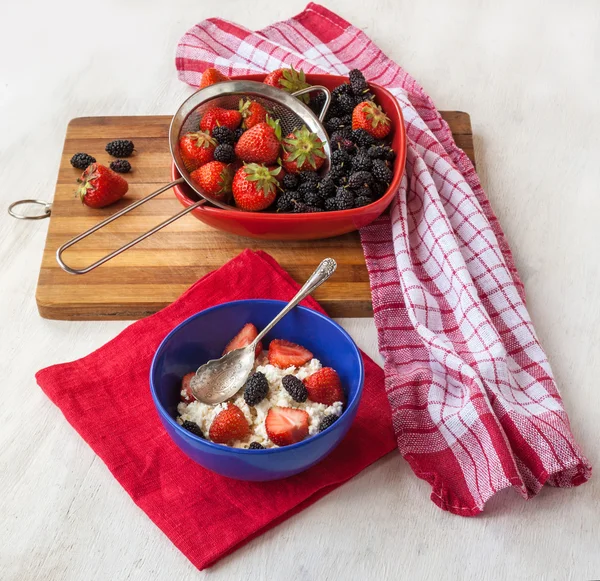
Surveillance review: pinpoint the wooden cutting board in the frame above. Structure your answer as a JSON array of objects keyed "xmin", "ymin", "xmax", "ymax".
[{"xmin": 36, "ymin": 113, "xmax": 475, "ymax": 320}]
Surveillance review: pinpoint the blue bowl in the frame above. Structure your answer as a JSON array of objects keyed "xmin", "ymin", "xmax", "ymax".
[{"xmin": 150, "ymin": 299, "xmax": 364, "ymax": 481}]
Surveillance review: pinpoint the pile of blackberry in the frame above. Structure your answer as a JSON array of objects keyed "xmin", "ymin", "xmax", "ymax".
[{"xmin": 279, "ymin": 69, "xmax": 396, "ymax": 213}]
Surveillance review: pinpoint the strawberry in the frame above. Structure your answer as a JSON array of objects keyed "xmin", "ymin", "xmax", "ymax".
[
  {"xmin": 76, "ymin": 163, "xmax": 128, "ymax": 209},
  {"xmin": 303, "ymin": 367, "xmax": 346, "ymax": 405},
  {"xmin": 181, "ymin": 372, "xmax": 196, "ymax": 403},
  {"xmin": 281, "ymin": 126, "xmax": 326, "ymax": 174},
  {"xmin": 199, "ymin": 68, "xmax": 229, "ymax": 89},
  {"xmin": 268, "ymin": 339, "xmax": 313, "ymax": 369},
  {"xmin": 239, "ymin": 98, "xmax": 267, "ymax": 129},
  {"xmin": 222, "ymin": 322, "xmax": 263, "ymax": 357},
  {"xmin": 265, "ymin": 406, "xmax": 309, "ymax": 446},
  {"xmin": 209, "ymin": 404, "xmax": 250, "ymax": 444},
  {"xmin": 267, "ymin": 165, "xmax": 285, "ymax": 185},
  {"xmin": 179, "ymin": 131, "xmax": 217, "ymax": 170},
  {"xmin": 190, "ymin": 161, "xmax": 233, "ymax": 201},
  {"xmin": 232, "ymin": 163, "xmax": 279, "ymax": 211},
  {"xmin": 263, "ymin": 66, "xmax": 311, "ymax": 103},
  {"xmin": 234, "ymin": 117, "xmax": 281, "ymax": 164},
  {"xmin": 352, "ymin": 101, "xmax": 392, "ymax": 139},
  {"xmin": 200, "ymin": 107, "xmax": 242, "ymax": 133}
]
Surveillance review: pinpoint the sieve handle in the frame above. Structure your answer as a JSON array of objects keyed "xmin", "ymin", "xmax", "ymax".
[
  {"xmin": 56, "ymin": 178, "xmax": 206, "ymax": 275},
  {"xmin": 291, "ymin": 85, "xmax": 332, "ymax": 123}
]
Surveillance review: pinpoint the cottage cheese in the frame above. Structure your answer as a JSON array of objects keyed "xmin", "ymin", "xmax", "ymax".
[{"xmin": 177, "ymin": 354, "xmax": 344, "ymax": 448}]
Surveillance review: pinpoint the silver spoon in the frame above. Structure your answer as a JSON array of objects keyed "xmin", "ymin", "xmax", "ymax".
[{"xmin": 190, "ymin": 258, "xmax": 337, "ymax": 405}]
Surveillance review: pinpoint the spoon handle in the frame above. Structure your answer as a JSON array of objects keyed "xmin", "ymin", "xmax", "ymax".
[{"xmin": 254, "ymin": 258, "xmax": 337, "ymax": 345}]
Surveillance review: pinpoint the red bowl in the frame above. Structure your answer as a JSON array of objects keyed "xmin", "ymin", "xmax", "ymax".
[{"xmin": 171, "ymin": 74, "xmax": 405, "ymax": 240}]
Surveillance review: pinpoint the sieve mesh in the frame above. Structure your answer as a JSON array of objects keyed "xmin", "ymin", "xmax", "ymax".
[{"xmin": 169, "ymin": 81, "xmax": 331, "ymax": 210}]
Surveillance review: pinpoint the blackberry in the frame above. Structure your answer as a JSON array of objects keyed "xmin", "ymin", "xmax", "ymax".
[
  {"xmin": 282, "ymin": 375, "xmax": 308, "ymax": 402},
  {"xmin": 303, "ymin": 191, "xmax": 324, "ymax": 208},
  {"xmin": 282, "ymin": 173, "xmax": 299, "ymax": 191},
  {"xmin": 372, "ymin": 159, "xmax": 393, "ymax": 184},
  {"xmin": 109, "ymin": 159, "xmax": 132, "ymax": 173},
  {"xmin": 324, "ymin": 197, "xmax": 338, "ymax": 211},
  {"xmin": 234, "ymin": 127, "xmax": 245, "ymax": 141},
  {"xmin": 351, "ymin": 184, "xmax": 372, "ymax": 198},
  {"xmin": 304, "ymin": 205, "xmax": 324, "ymax": 213},
  {"xmin": 373, "ymin": 181, "xmax": 389, "ymax": 198},
  {"xmin": 368, "ymin": 145, "xmax": 396, "ymax": 161},
  {"xmin": 249, "ymin": 442, "xmax": 265, "ymax": 450},
  {"xmin": 328, "ymin": 164, "xmax": 346, "ymax": 182},
  {"xmin": 352, "ymin": 128, "xmax": 375, "ymax": 147},
  {"xmin": 337, "ymin": 93, "xmax": 355, "ymax": 114},
  {"xmin": 336, "ymin": 175, "xmax": 349, "ymax": 187},
  {"xmin": 297, "ymin": 182, "xmax": 315, "ymax": 197},
  {"xmin": 348, "ymin": 69, "xmax": 368, "ymax": 96},
  {"xmin": 212, "ymin": 126, "xmax": 235, "ymax": 145},
  {"xmin": 244, "ymin": 372, "xmax": 269, "ymax": 406},
  {"xmin": 359, "ymin": 91, "xmax": 376, "ymax": 103},
  {"xmin": 330, "ymin": 131, "xmax": 355, "ymax": 152},
  {"xmin": 339, "ymin": 115, "xmax": 353, "ymax": 128},
  {"xmin": 70, "ymin": 153, "xmax": 96, "ymax": 170},
  {"xmin": 332, "ymin": 83, "xmax": 353, "ymax": 98},
  {"xmin": 105, "ymin": 139, "xmax": 134, "ymax": 158},
  {"xmin": 325, "ymin": 117, "xmax": 343, "ymax": 134},
  {"xmin": 213, "ymin": 143, "xmax": 235, "ymax": 163},
  {"xmin": 348, "ymin": 171, "xmax": 374, "ymax": 189},
  {"xmin": 310, "ymin": 91, "xmax": 327, "ymax": 114},
  {"xmin": 298, "ymin": 170, "xmax": 320, "ymax": 184},
  {"xmin": 354, "ymin": 195, "xmax": 373, "ymax": 208},
  {"xmin": 331, "ymin": 149, "xmax": 350, "ymax": 166},
  {"xmin": 182, "ymin": 420, "xmax": 203, "ymax": 438},
  {"xmin": 335, "ymin": 189, "xmax": 354, "ymax": 210},
  {"xmin": 276, "ymin": 191, "xmax": 297, "ymax": 213},
  {"xmin": 292, "ymin": 202, "xmax": 323, "ymax": 213},
  {"xmin": 351, "ymin": 152, "xmax": 372, "ymax": 172},
  {"xmin": 324, "ymin": 101, "xmax": 344, "ymax": 120},
  {"xmin": 318, "ymin": 414, "xmax": 339, "ymax": 432},
  {"xmin": 318, "ymin": 176, "xmax": 336, "ymax": 198}
]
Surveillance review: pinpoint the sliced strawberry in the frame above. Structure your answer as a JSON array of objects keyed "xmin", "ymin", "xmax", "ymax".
[
  {"xmin": 303, "ymin": 367, "xmax": 346, "ymax": 405},
  {"xmin": 209, "ymin": 404, "xmax": 250, "ymax": 444},
  {"xmin": 223, "ymin": 323, "xmax": 263, "ymax": 357},
  {"xmin": 180, "ymin": 372, "xmax": 196, "ymax": 403},
  {"xmin": 265, "ymin": 406, "xmax": 309, "ymax": 446},
  {"xmin": 268, "ymin": 339, "xmax": 313, "ymax": 369}
]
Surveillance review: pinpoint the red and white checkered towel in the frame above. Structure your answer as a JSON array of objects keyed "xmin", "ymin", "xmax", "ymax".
[{"xmin": 176, "ymin": 3, "xmax": 591, "ymax": 515}]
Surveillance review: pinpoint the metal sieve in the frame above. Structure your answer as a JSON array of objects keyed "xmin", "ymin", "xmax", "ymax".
[{"xmin": 50, "ymin": 81, "xmax": 331, "ymax": 274}]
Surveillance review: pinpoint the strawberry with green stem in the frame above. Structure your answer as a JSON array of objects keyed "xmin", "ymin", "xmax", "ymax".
[
  {"xmin": 179, "ymin": 131, "xmax": 217, "ymax": 170},
  {"xmin": 232, "ymin": 163, "xmax": 281, "ymax": 211},
  {"xmin": 263, "ymin": 66, "xmax": 311, "ymax": 103},
  {"xmin": 234, "ymin": 116, "xmax": 282, "ymax": 165},
  {"xmin": 352, "ymin": 101, "xmax": 392, "ymax": 139},
  {"xmin": 200, "ymin": 107, "xmax": 242, "ymax": 133},
  {"xmin": 190, "ymin": 161, "xmax": 233, "ymax": 201},
  {"xmin": 281, "ymin": 125, "xmax": 326, "ymax": 174},
  {"xmin": 77, "ymin": 163, "xmax": 128, "ymax": 209},
  {"xmin": 239, "ymin": 98, "xmax": 267, "ymax": 129}
]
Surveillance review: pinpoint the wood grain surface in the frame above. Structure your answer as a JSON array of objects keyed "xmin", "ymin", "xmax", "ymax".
[{"xmin": 36, "ymin": 112, "xmax": 474, "ymax": 320}]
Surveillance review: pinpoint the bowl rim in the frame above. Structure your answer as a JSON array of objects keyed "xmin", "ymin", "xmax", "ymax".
[
  {"xmin": 149, "ymin": 299, "xmax": 365, "ymax": 454},
  {"xmin": 171, "ymin": 72, "xmax": 406, "ymax": 219}
]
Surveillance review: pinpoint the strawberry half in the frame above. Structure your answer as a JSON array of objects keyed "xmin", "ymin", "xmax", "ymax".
[
  {"xmin": 239, "ymin": 98, "xmax": 267, "ymax": 129},
  {"xmin": 199, "ymin": 68, "xmax": 229, "ymax": 89},
  {"xmin": 77, "ymin": 163, "xmax": 129, "ymax": 209},
  {"xmin": 222, "ymin": 322, "xmax": 263, "ymax": 357},
  {"xmin": 281, "ymin": 125, "xmax": 326, "ymax": 174},
  {"xmin": 200, "ymin": 107, "xmax": 242, "ymax": 133},
  {"xmin": 352, "ymin": 101, "xmax": 392, "ymax": 139},
  {"xmin": 234, "ymin": 117, "xmax": 281, "ymax": 164},
  {"xmin": 181, "ymin": 372, "xmax": 196, "ymax": 403},
  {"xmin": 265, "ymin": 406, "xmax": 309, "ymax": 446},
  {"xmin": 209, "ymin": 404, "xmax": 250, "ymax": 444},
  {"xmin": 268, "ymin": 339, "xmax": 313, "ymax": 369},
  {"xmin": 232, "ymin": 163, "xmax": 279, "ymax": 211},
  {"xmin": 303, "ymin": 367, "xmax": 345, "ymax": 405},
  {"xmin": 190, "ymin": 161, "xmax": 233, "ymax": 201},
  {"xmin": 263, "ymin": 66, "xmax": 311, "ymax": 103},
  {"xmin": 179, "ymin": 131, "xmax": 217, "ymax": 170}
]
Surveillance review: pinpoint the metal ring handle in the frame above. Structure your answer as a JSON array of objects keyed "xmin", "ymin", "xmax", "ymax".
[
  {"xmin": 291, "ymin": 85, "xmax": 332, "ymax": 122},
  {"xmin": 8, "ymin": 199, "xmax": 52, "ymax": 220},
  {"xmin": 56, "ymin": 178, "xmax": 206, "ymax": 275}
]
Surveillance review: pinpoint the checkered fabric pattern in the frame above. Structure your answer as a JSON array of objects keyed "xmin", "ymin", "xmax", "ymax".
[{"xmin": 176, "ymin": 2, "xmax": 590, "ymax": 515}]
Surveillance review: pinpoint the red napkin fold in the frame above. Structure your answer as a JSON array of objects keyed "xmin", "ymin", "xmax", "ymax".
[{"xmin": 36, "ymin": 250, "xmax": 395, "ymax": 570}]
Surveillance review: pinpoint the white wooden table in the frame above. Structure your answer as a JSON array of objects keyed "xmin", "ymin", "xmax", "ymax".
[{"xmin": 1, "ymin": 1, "xmax": 599, "ymax": 579}]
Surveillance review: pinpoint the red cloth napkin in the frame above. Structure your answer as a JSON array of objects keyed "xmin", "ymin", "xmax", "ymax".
[
  {"xmin": 176, "ymin": 3, "xmax": 591, "ymax": 515},
  {"xmin": 36, "ymin": 250, "xmax": 395, "ymax": 570}
]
